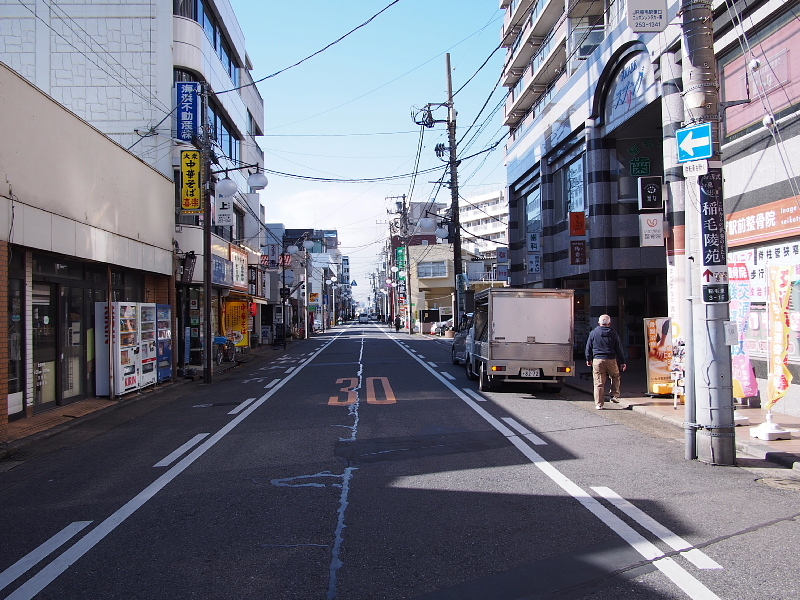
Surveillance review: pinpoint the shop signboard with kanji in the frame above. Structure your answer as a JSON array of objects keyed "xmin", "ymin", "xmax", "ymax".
[
  {"xmin": 698, "ymin": 169, "xmax": 729, "ymax": 303},
  {"xmin": 180, "ymin": 150, "xmax": 203, "ymax": 214}
]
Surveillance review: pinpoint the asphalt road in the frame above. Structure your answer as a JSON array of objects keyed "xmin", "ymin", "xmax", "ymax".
[{"xmin": 1, "ymin": 321, "xmax": 800, "ymax": 600}]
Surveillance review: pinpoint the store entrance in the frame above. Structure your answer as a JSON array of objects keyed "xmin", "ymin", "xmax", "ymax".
[{"xmin": 31, "ymin": 282, "xmax": 91, "ymax": 413}]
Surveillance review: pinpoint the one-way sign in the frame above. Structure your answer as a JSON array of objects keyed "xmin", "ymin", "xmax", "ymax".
[{"xmin": 676, "ymin": 123, "xmax": 713, "ymax": 162}]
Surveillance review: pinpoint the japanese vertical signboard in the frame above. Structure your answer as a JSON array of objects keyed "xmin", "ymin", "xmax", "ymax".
[
  {"xmin": 223, "ymin": 301, "xmax": 250, "ymax": 348},
  {"xmin": 180, "ymin": 150, "xmax": 203, "ymax": 214},
  {"xmin": 698, "ymin": 169, "xmax": 729, "ymax": 302},
  {"xmin": 766, "ymin": 265, "xmax": 793, "ymax": 409},
  {"xmin": 639, "ymin": 213, "xmax": 664, "ymax": 246},
  {"xmin": 176, "ymin": 82, "xmax": 201, "ymax": 142},
  {"xmin": 570, "ymin": 241, "xmax": 587, "ymax": 265}
]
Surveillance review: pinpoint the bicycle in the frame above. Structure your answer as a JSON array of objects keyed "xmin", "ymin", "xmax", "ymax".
[{"xmin": 214, "ymin": 336, "xmax": 236, "ymax": 365}]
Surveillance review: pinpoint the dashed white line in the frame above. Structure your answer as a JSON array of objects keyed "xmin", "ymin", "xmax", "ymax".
[
  {"xmin": 462, "ymin": 388, "xmax": 487, "ymax": 402},
  {"xmin": 153, "ymin": 434, "xmax": 210, "ymax": 467},
  {"xmin": 440, "ymin": 372, "xmax": 456, "ymax": 381},
  {"xmin": 0, "ymin": 522, "xmax": 92, "ymax": 592},
  {"xmin": 426, "ymin": 361, "xmax": 437, "ymax": 368},
  {"xmin": 591, "ymin": 487, "xmax": 723, "ymax": 570},
  {"xmin": 501, "ymin": 417, "xmax": 547, "ymax": 445},
  {"xmin": 264, "ymin": 379, "xmax": 281, "ymax": 389},
  {"xmin": 228, "ymin": 397, "xmax": 257, "ymax": 415}
]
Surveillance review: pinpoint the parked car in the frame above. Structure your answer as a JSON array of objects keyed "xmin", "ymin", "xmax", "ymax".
[{"xmin": 450, "ymin": 313, "xmax": 473, "ymax": 364}]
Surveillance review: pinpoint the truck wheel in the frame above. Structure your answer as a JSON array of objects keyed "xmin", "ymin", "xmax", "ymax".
[
  {"xmin": 466, "ymin": 357, "xmax": 478, "ymax": 381},
  {"xmin": 479, "ymin": 362, "xmax": 498, "ymax": 392},
  {"xmin": 451, "ymin": 346, "xmax": 460, "ymax": 365}
]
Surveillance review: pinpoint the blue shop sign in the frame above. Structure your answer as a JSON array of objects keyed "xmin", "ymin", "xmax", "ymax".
[{"xmin": 212, "ymin": 255, "xmax": 234, "ymax": 287}]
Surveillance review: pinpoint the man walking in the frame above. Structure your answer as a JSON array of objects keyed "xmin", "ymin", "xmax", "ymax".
[{"xmin": 585, "ymin": 314, "xmax": 627, "ymax": 410}]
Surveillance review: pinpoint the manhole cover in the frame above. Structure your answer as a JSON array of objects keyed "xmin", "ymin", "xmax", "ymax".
[{"xmin": 757, "ymin": 478, "xmax": 800, "ymax": 491}]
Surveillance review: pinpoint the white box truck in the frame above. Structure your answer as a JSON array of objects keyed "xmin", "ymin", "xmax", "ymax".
[{"xmin": 464, "ymin": 288, "xmax": 575, "ymax": 392}]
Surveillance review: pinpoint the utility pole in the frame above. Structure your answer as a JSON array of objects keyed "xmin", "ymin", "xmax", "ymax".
[
  {"xmin": 201, "ymin": 82, "xmax": 213, "ymax": 385},
  {"xmin": 413, "ymin": 53, "xmax": 463, "ymax": 328},
  {"xmin": 446, "ymin": 53, "xmax": 464, "ymax": 330},
  {"xmin": 681, "ymin": 0, "xmax": 736, "ymax": 465}
]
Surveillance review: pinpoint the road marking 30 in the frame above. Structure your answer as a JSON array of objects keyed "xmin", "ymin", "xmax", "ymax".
[{"xmin": 328, "ymin": 377, "xmax": 396, "ymax": 405}]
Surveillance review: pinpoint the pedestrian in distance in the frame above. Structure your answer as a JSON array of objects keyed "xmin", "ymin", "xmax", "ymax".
[
  {"xmin": 585, "ymin": 314, "xmax": 627, "ymax": 410},
  {"xmin": 394, "ymin": 316, "xmax": 402, "ymax": 332}
]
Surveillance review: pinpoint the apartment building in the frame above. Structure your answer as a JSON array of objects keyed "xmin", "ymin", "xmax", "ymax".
[{"xmin": 500, "ymin": 0, "xmax": 800, "ymax": 414}]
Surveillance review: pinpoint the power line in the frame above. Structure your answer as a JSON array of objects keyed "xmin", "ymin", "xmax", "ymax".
[{"xmin": 216, "ymin": 0, "xmax": 403, "ymax": 95}]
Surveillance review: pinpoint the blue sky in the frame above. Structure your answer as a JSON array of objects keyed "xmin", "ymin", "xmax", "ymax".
[{"xmin": 228, "ymin": 0, "xmax": 507, "ymax": 301}]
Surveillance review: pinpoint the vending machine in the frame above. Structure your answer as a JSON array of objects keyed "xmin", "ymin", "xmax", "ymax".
[
  {"xmin": 156, "ymin": 304, "xmax": 173, "ymax": 382},
  {"xmin": 95, "ymin": 302, "xmax": 140, "ymax": 396},
  {"xmin": 139, "ymin": 303, "xmax": 158, "ymax": 388}
]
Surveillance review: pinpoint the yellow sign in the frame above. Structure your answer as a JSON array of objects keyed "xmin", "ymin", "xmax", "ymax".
[
  {"xmin": 180, "ymin": 150, "xmax": 203, "ymax": 214},
  {"xmin": 223, "ymin": 301, "xmax": 250, "ymax": 347},
  {"xmin": 766, "ymin": 265, "xmax": 793, "ymax": 409}
]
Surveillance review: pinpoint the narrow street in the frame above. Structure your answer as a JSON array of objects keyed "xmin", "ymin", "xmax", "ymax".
[{"xmin": 1, "ymin": 323, "xmax": 799, "ymax": 600}]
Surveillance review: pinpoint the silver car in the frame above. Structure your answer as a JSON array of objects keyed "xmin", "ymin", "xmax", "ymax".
[{"xmin": 450, "ymin": 313, "xmax": 473, "ymax": 365}]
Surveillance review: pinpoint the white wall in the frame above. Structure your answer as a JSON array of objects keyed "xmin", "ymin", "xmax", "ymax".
[{"xmin": 0, "ymin": 62, "xmax": 174, "ymax": 274}]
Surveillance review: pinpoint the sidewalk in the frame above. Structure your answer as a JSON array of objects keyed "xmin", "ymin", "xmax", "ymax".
[
  {"xmin": 566, "ymin": 359, "xmax": 800, "ymax": 470},
  {"xmin": 0, "ymin": 337, "xmax": 305, "ymax": 460}
]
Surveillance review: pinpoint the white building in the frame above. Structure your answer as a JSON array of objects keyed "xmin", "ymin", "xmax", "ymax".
[
  {"xmin": 459, "ymin": 189, "xmax": 508, "ymax": 258},
  {"xmin": 0, "ymin": 0, "xmax": 267, "ymax": 387}
]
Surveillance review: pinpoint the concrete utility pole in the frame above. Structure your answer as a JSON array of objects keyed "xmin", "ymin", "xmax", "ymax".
[
  {"xmin": 445, "ymin": 53, "xmax": 464, "ymax": 330},
  {"xmin": 681, "ymin": 0, "xmax": 736, "ymax": 465},
  {"xmin": 413, "ymin": 53, "xmax": 463, "ymax": 327}
]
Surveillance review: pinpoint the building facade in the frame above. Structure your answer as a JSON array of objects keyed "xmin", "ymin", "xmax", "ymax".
[
  {"xmin": 501, "ymin": 0, "xmax": 800, "ymax": 413},
  {"xmin": 0, "ymin": 0, "xmax": 269, "ymax": 387},
  {"xmin": 0, "ymin": 62, "xmax": 174, "ymax": 420}
]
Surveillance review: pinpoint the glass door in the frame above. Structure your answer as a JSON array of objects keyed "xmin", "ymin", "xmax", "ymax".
[
  {"xmin": 32, "ymin": 283, "xmax": 57, "ymax": 412},
  {"xmin": 61, "ymin": 286, "xmax": 86, "ymax": 402}
]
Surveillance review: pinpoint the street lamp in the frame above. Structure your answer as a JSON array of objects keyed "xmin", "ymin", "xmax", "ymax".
[
  {"xmin": 203, "ymin": 168, "xmax": 267, "ymax": 384},
  {"xmin": 325, "ymin": 276, "xmax": 338, "ymax": 327}
]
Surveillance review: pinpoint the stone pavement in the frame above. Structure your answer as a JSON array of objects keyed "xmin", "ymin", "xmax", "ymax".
[{"xmin": 566, "ymin": 358, "xmax": 800, "ymax": 470}]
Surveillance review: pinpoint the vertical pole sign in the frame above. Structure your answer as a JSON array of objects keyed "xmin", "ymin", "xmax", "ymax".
[
  {"xmin": 176, "ymin": 82, "xmax": 201, "ymax": 142},
  {"xmin": 180, "ymin": 150, "xmax": 203, "ymax": 214},
  {"xmin": 698, "ymin": 169, "xmax": 729, "ymax": 303}
]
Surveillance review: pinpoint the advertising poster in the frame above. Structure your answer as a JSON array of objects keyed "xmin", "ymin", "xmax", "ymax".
[
  {"xmin": 766, "ymin": 265, "xmax": 793, "ymax": 409},
  {"xmin": 224, "ymin": 301, "xmax": 250, "ymax": 347},
  {"xmin": 728, "ymin": 263, "xmax": 759, "ymax": 398},
  {"xmin": 644, "ymin": 317, "xmax": 673, "ymax": 394}
]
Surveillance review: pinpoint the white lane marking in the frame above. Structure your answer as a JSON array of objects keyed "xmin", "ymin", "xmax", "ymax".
[
  {"xmin": 384, "ymin": 331, "xmax": 721, "ymax": 600},
  {"xmin": 462, "ymin": 388, "xmax": 487, "ymax": 403},
  {"xmin": 440, "ymin": 372, "xmax": 456, "ymax": 381},
  {"xmin": 426, "ymin": 361, "xmax": 437, "ymax": 368},
  {"xmin": 591, "ymin": 487, "xmax": 723, "ymax": 570},
  {"xmin": 153, "ymin": 434, "xmax": 210, "ymax": 467},
  {"xmin": 3, "ymin": 335, "xmax": 343, "ymax": 600},
  {"xmin": 264, "ymin": 379, "xmax": 281, "ymax": 389},
  {"xmin": 0, "ymin": 522, "xmax": 92, "ymax": 592},
  {"xmin": 228, "ymin": 397, "xmax": 257, "ymax": 415},
  {"xmin": 285, "ymin": 366, "xmax": 296, "ymax": 374},
  {"xmin": 501, "ymin": 417, "xmax": 547, "ymax": 446},
  {"xmin": 417, "ymin": 355, "xmax": 426, "ymax": 359}
]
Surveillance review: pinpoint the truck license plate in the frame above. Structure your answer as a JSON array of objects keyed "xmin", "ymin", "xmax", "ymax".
[{"xmin": 521, "ymin": 369, "xmax": 541, "ymax": 378}]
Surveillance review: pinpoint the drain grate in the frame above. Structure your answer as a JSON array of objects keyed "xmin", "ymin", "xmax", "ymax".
[{"xmin": 756, "ymin": 478, "xmax": 800, "ymax": 491}]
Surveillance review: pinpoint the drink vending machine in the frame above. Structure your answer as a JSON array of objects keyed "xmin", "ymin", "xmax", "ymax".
[
  {"xmin": 96, "ymin": 302, "xmax": 171, "ymax": 395},
  {"xmin": 156, "ymin": 304, "xmax": 173, "ymax": 382},
  {"xmin": 139, "ymin": 303, "xmax": 158, "ymax": 388}
]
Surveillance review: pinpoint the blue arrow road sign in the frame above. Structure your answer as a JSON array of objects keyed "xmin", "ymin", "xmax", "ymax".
[{"xmin": 676, "ymin": 123, "xmax": 713, "ymax": 163}]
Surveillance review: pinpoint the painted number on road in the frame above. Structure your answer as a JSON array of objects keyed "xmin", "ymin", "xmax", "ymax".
[{"xmin": 328, "ymin": 377, "xmax": 396, "ymax": 406}]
